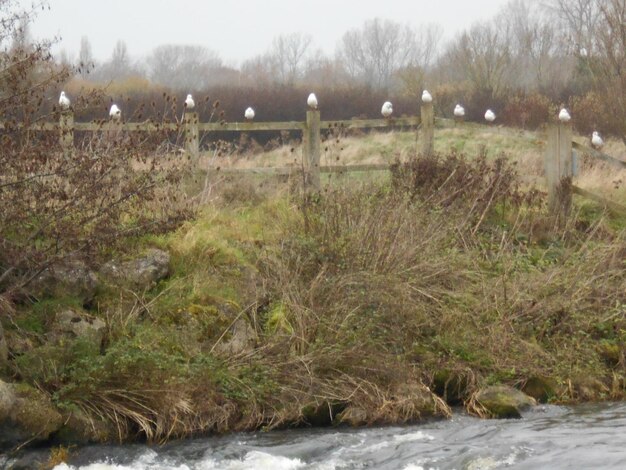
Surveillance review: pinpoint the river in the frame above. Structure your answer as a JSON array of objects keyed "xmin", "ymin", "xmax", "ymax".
[{"xmin": 4, "ymin": 402, "xmax": 626, "ymax": 469}]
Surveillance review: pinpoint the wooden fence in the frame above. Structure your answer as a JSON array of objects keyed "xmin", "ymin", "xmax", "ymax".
[
  {"xmin": 3, "ymin": 99, "xmax": 626, "ymax": 217},
  {"xmin": 1, "ymin": 107, "xmax": 423, "ymax": 192},
  {"xmin": 544, "ymin": 123, "xmax": 626, "ymax": 218}
]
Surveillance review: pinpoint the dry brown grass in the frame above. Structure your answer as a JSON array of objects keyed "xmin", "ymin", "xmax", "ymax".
[{"xmin": 195, "ymin": 123, "xmax": 625, "ymax": 207}]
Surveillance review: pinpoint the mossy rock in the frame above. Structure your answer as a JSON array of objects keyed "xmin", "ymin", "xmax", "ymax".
[
  {"xmin": 432, "ymin": 369, "xmax": 471, "ymax": 405},
  {"xmin": 29, "ymin": 260, "xmax": 98, "ymax": 304},
  {"xmin": 0, "ymin": 381, "xmax": 63, "ymax": 450},
  {"xmin": 473, "ymin": 385, "xmax": 536, "ymax": 419},
  {"xmin": 597, "ymin": 341, "xmax": 623, "ymax": 368},
  {"xmin": 521, "ymin": 376, "xmax": 557, "ymax": 403},
  {"xmin": 54, "ymin": 409, "xmax": 116, "ymax": 445},
  {"xmin": 99, "ymin": 248, "xmax": 170, "ymax": 291}
]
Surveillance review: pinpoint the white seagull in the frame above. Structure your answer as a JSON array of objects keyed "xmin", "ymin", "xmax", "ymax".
[
  {"xmin": 422, "ymin": 90, "xmax": 433, "ymax": 103},
  {"xmin": 381, "ymin": 101, "xmax": 393, "ymax": 118},
  {"xmin": 307, "ymin": 93, "xmax": 318, "ymax": 109},
  {"xmin": 59, "ymin": 91, "xmax": 70, "ymax": 110},
  {"xmin": 454, "ymin": 104, "xmax": 465, "ymax": 117},
  {"xmin": 185, "ymin": 94, "xmax": 195, "ymax": 109},
  {"xmin": 484, "ymin": 109, "xmax": 496, "ymax": 123},
  {"xmin": 558, "ymin": 108, "xmax": 571, "ymax": 122},
  {"xmin": 109, "ymin": 104, "xmax": 121, "ymax": 120},
  {"xmin": 245, "ymin": 107, "xmax": 255, "ymax": 120},
  {"xmin": 591, "ymin": 131, "xmax": 604, "ymax": 148}
]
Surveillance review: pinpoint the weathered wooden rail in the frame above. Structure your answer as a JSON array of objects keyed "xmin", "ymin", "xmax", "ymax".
[
  {"xmin": 3, "ymin": 95, "xmax": 625, "ymax": 218},
  {"xmin": 2, "ymin": 106, "xmax": 425, "ymax": 193}
]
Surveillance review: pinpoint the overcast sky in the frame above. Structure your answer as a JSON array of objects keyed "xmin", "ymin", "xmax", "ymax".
[{"xmin": 24, "ymin": 0, "xmax": 510, "ymax": 65}]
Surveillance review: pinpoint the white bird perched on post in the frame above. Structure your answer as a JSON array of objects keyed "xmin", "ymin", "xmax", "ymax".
[
  {"xmin": 245, "ymin": 107, "xmax": 255, "ymax": 120},
  {"xmin": 59, "ymin": 91, "xmax": 70, "ymax": 110},
  {"xmin": 484, "ymin": 109, "xmax": 496, "ymax": 123},
  {"xmin": 185, "ymin": 94, "xmax": 195, "ymax": 109},
  {"xmin": 307, "ymin": 93, "xmax": 318, "ymax": 109},
  {"xmin": 558, "ymin": 108, "xmax": 571, "ymax": 122},
  {"xmin": 591, "ymin": 131, "xmax": 604, "ymax": 148},
  {"xmin": 109, "ymin": 104, "xmax": 121, "ymax": 120},
  {"xmin": 422, "ymin": 90, "xmax": 433, "ymax": 103},
  {"xmin": 454, "ymin": 104, "xmax": 465, "ymax": 117},
  {"xmin": 381, "ymin": 101, "xmax": 393, "ymax": 118}
]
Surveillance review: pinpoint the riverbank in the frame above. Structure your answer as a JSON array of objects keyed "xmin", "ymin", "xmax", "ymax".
[
  {"xmin": 1, "ymin": 151, "xmax": 625, "ymax": 460},
  {"xmin": 9, "ymin": 402, "xmax": 626, "ymax": 470}
]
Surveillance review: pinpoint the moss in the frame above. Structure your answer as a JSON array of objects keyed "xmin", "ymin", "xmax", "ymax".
[
  {"xmin": 10, "ymin": 384, "xmax": 63, "ymax": 440},
  {"xmin": 597, "ymin": 340, "xmax": 623, "ymax": 367},
  {"xmin": 265, "ymin": 302, "xmax": 293, "ymax": 335},
  {"xmin": 4, "ymin": 147, "xmax": 626, "ymax": 446},
  {"xmin": 474, "ymin": 386, "xmax": 536, "ymax": 419}
]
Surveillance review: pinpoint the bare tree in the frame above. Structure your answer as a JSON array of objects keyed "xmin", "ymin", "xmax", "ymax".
[
  {"xmin": 337, "ymin": 18, "xmax": 428, "ymax": 91},
  {"xmin": 441, "ymin": 20, "xmax": 512, "ymax": 100},
  {"xmin": 588, "ymin": 0, "xmax": 626, "ymax": 141},
  {"xmin": 396, "ymin": 23, "xmax": 443, "ymax": 98},
  {"xmin": 146, "ymin": 44, "xmax": 223, "ymax": 90},
  {"xmin": 111, "ymin": 40, "xmax": 129, "ymax": 75},
  {"xmin": 240, "ymin": 52, "xmax": 276, "ymax": 88},
  {"xmin": 548, "ymin": 0, "xmax": 600, "ymax": 55},
  {"xmin": 270, "ymin": 33, "xmax": 312, "ymax": 85},
  {"xmin": 302, "ymin": 50, "xmax": 350, "ymax": 89},
  {"xmin": 91, "ymin": 40, "xmax": 144, "ymax": 82},
  {"xmin": 501, "ymin": 0, "xmax": 570, "ymax": 94},
  {"xmin": 77, "ymin": 35, "xmax": 94, "ymax": 79}
]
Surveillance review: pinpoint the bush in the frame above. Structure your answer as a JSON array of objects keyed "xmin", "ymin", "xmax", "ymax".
[
  {"xmin": 502, "ymin": 92, "xmax": 555, "ymax": 129},
  {"xmin": 569, "ymin": 91, "xmax": 618, "ymax": 137},
  {"xmin": 0, "ymin": 4, "xmax": 194, "ymax": 305}
]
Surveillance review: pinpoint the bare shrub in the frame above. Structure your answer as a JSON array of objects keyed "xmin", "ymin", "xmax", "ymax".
[{"xmin": 0, "ymin": 3, "xmax": 194, "ymax": 303}]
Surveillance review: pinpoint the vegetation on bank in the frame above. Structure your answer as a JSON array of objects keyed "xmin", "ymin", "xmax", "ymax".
[
  {"xmin": 2, "ymin": 148, "xmax": 625, "ymax": 447},
  {"xmin": 1, "ymin": 0, "xmax": 625, "ymax": 454}
]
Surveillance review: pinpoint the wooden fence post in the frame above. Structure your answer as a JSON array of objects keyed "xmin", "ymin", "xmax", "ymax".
[
  {"xmin": 420, "ymin": 101, "xmax": 434, "ymax": 156},
  {"xmin": 304, "ymin": 109, "xmax": 321, "ymax": 191},
  {"xmin": 544, "ymin": 123, "xmax": 573, "ymax": 219},
  {"xmin": 59, "ymin": 110, "xmax": 74, "ymax": 154},
  {"xmin": 184, "ymin": 111, "xmax": 199, "ymax": 161}
]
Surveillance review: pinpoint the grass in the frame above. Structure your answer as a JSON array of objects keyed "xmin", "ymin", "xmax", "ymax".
[
  {"xmin": 3, "ymin": 126, "xmax": 626, "ymax": 445},
  {"xmin": 205, "ymin": 120, "xmax": 625, "ymax": 205}
]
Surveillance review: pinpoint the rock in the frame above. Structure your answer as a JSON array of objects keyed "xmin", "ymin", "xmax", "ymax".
[
  {"xmin": 0, "ymin": 381, "xmax": 63, "ymax": 449},
  {"xmin": 30, "ymin": 259, "xmax": 98, "ymax": 304},
  {"xmin": 54, "ymin": 409, "xmax": 116, "ymax": 445},
  {"xmin": 48, "ymin": 309, "xmax": 106, "ymax": 346},
  {"xmin": 213, "ymin": 319, "xmax": 256, "ymax": 356},
  {"xmin": 0, "ymin": 322, "xmax": 8, "ymax": 369},
  {"xmin": 335, "ymin": 406, "xmax": 369, "ymax": 427},
  {"xmin": 474, "ymin": 385, "xmax": 536, "ymax": 419},
  {"xmin": 0, "ymin": 380, "xmax": 17, "ymax": 422},
  {"xmin": 522, "ymin": 376, "xmax": 557, "ymax": 403},
  {"xmin": 100, "ymin": 249, "xmax": 170, "ymax": 290}
]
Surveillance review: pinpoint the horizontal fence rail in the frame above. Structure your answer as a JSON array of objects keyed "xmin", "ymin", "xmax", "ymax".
[
  {"xmin": 572, "ymin": 140, "xmax": 626, "ymax": 170},
  {"xmin": 217, "ymin": 163, "xmax": 393, "ymax": 176}
]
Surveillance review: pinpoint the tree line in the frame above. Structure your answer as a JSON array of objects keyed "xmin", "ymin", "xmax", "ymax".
[{"xmin": 26, "ymin": 0, "xmax": 626, "ymax": 139}]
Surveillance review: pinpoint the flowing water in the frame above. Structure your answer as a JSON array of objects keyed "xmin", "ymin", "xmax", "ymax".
[{"xmin": 5, "ymin": 403, "xmax": 626, "ymax": 470}]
